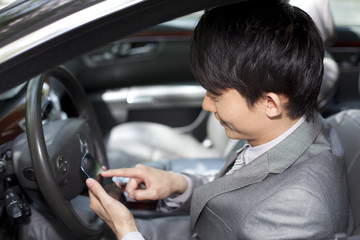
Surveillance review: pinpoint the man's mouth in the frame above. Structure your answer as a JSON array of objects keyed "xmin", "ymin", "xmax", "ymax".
[{"xmin": 214, "ymin": 113, "xmax": 228, "ymax": 127}]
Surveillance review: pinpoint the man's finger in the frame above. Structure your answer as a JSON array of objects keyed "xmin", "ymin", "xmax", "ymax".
[
  {"xmin": 125, "ymin": 178, "xmax": 142, "ymax": 191},
  {"xmin": 101, "ymin": 168, "xmax": 142, "ymax": 179},
  {"xmin": 102, "ymin": 164, "xmax": 150, "ymax": 178},
  {"xmin": 87, "ymin": 178, "xmax": 107, "ymax": 213},
  {"xmin": 131, "ymin": 189, "xmax": 157, "ymax": 201},
  {"xmin": 87, "ymin": 178, "xmax": 107, "ymax": 198}
]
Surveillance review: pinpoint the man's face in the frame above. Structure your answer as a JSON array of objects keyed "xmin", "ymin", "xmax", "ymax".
[{"xmin": 202, "ymin": 89, "xmax": 268, "ymax": 146}]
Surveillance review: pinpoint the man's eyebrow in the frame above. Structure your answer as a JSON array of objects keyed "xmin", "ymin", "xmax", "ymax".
[{"xmin": 207, "ymin": 92, "xmax": 222, "ymax": 101}]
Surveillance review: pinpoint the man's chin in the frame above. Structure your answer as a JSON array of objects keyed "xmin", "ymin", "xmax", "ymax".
[
  {"xmin": 224, "ymin": 128, "xmax": 235, "ymax": 138},
  {"xmin": 224, "ymin": 128, "xmax": 243, "ymax": 140}
]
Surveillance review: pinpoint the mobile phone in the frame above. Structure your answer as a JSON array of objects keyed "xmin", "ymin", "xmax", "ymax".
[
  {"xmin": 81, "ymin": 152, "xmax": 126, "ymax": 204},
  {"xmin": 81, "ymin": 152, "xmax": 104, "ymax": 183}
]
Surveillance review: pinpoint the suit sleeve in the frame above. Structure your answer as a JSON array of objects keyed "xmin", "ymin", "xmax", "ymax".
[{"xmin": 158, "ymin": 173, "xmax": 209, "ymax": 213}]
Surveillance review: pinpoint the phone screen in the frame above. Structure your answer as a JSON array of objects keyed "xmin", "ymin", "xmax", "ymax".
[
  {"xmin": 81, "ymin": 152, "xmax": 126, "ymax": 204},
  {"xmin": 81, "ymin": 152, "xmax": 104, "ymax": 183}
]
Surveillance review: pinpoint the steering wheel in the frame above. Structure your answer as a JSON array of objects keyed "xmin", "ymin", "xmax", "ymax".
[{"xmin": 25, "ymin": 66, "xmax": 107, "ymax": 239}]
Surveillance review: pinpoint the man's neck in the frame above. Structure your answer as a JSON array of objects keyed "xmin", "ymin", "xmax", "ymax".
[{"xmin": 248, "ymin": 116, "xmax": 304, "ymax": 146}]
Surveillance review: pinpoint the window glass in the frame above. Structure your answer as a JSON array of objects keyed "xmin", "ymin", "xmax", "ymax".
[{"xmin": 330, "ymin": 0, "xmax": 360, "ymax": 26}]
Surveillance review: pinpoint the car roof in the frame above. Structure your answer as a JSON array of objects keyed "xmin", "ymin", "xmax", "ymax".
[{"xmin": 0, "ymin": 0, "xmax": 245, "ymax": 94}]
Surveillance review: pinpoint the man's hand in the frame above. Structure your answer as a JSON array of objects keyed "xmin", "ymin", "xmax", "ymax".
[
  {"xmin": 87, "ymin": 178, "xmax": 138, "ymax": 239},
  {"xmin": 101, "ymin": 164, "xmax": 188, "ymax": 201}
]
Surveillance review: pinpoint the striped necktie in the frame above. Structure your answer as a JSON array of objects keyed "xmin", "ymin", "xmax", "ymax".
[{"xmin": 226, "ymin": 144, "xmax": 249, "ymax": 175}]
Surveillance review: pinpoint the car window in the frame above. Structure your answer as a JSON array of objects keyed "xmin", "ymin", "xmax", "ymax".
[
  {"xmin": 160, "ymin": 11, "xmax": 203, "ymax": 29},
  {"xmin": 330, "ymin": 0, "xmax": 360, "ymax": 26}
]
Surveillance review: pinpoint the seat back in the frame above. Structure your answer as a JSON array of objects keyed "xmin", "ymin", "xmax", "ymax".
[{"xmin": 327, "ymin": 109, "xmax": 360, "ymax": 233}]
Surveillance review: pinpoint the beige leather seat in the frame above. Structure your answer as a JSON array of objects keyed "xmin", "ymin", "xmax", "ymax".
[{"xmin": 106, "ymin": 112, "xmax": 238, "ymax": 168}]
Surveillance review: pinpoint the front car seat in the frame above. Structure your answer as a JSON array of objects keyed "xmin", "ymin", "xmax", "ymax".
[
  {"xmin": 327, "ymin": 109, "xmax": 360, "ymax": 235},
  {"xmin": 106, "ymin": 112, "xmax": 237, "ymax": 168}
]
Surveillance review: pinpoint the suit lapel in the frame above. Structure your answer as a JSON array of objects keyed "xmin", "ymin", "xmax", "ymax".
[
  {"xmin": 190, "ymin": 153, "xmax": 270, "ymax": 228},
  {"xmin": 190, "ymin": 113, "xmax": 324, "ymax": 228}
]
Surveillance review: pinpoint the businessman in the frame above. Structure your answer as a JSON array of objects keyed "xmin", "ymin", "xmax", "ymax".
[{"xmin": 87, "ymin": 0, "xmax": 349, "ymax": 239}]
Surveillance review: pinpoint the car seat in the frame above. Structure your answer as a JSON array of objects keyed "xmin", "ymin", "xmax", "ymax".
[
  {"xmin": 106, "ymin": 112, "xmax": 238, "ymax": 168},
  {"xmin": 327, "ymin": 109, "xmax": 360, "ymax": 235}
]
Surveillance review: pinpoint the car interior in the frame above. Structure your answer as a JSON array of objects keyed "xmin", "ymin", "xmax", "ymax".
[{"xmin": 0, "ymin": 0, "xmax": 360, "ymax": 239}]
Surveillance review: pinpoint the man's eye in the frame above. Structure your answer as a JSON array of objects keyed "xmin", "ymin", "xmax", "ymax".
[
  {"xmin": 206, "ymin": 91, "xmax": 221, "ymax": 102},
  {"xmin": 209, "ymin": 95, "xmax": 221, "ymax": 102}
]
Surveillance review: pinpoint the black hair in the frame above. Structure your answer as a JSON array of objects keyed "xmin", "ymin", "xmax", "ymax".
[{"xmin": 190, "ymin": 0, "xmax": 324, "ymax": 120}]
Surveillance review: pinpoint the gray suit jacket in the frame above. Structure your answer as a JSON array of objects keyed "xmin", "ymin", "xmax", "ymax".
[{"xmin": 184, "ymin": 114, "xmax": 348, "ymax": 239}]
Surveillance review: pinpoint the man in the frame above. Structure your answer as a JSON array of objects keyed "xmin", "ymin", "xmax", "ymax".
[{"xmin": 87, "ymin": 0, "xmax": 349, "ymax": 239}]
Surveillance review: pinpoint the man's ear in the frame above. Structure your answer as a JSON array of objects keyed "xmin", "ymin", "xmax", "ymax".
[{"xmin": 264, "ymin": 92, "xmax": 283, "ymax": 118}]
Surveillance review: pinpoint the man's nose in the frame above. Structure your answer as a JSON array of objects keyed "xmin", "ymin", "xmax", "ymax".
[{"xmin": 202, "ymin": 93, "xmax": 216, "ymax": 112}]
